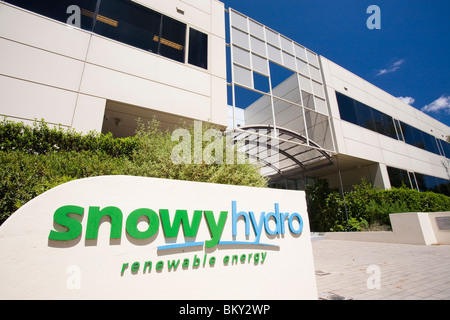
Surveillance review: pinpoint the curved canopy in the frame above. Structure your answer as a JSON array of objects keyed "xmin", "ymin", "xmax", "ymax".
[{"xmin": 231, "ymin": 124, "xmax": 334, "ymax": 178}]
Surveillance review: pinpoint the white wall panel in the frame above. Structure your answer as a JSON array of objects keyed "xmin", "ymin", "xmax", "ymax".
[
  {"xmin": 86, "ymin": 36, "xmax": 211, "ymax": 98},
  {"xmin": 0, "ymin": 3, "xmax": 91, "ymax": 61},
  {"xmin": 0, "ymin": 38, "xmax": 84, "ymax": 92},
  {"xmin": 79, "ymin": 64, "xmax": 211, "ymax": 122},
  {"xmin": 0, "ymin": 76, "xmax": 77, "ymax": 126}
]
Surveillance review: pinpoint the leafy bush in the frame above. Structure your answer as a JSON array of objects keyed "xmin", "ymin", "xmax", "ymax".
[
  {"xmin": 0, "ymin": 117, "xmax": 138, "ymax": 157},
  {"xmin": 306, "ymin": 179, "xmax": 450, "ymax": 232},
  {"xmin": 0, "ymin": 118, "xmax": 267, "ymax": 225}
]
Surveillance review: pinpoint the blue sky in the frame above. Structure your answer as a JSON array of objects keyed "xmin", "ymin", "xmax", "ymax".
[{"xmin": 223, "ymin": 0, "xmax": 450, "ymax": 127}]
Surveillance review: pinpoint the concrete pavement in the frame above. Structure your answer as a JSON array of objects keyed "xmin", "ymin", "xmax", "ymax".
[{"xmin": 311, "ymin": 239, "xmax": 450, "ymax": 300}]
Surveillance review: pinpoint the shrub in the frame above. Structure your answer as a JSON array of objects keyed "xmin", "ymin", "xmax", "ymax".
[
  {"xmin": 306, "ymin": 179, "xmax": 450, "ymax": 232},
  {"xmin": 0, "ymin": 117, "xmax": 138, "ymax": 157},
  {"xmin": 0, "ymin": 118, "xmax": 267, "ymax": 225},
  {"xmin": 125, "ymin": 119, "xmax": 268, "ymax": 187}
]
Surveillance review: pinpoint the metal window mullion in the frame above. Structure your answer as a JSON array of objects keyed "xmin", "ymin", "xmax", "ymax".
[
  {"xmin": 262, "ymin": 25, "xmax": 278, "ymax": 139},
  {"xmin": 228, "ymin": 9, "xmax": 237, "ymax": 129},
  {"xmin": 296, "ymin": 72, "xmax": 310, "ymax": 147}
]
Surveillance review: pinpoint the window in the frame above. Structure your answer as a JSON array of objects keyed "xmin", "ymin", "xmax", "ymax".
[
  {"xmin": 188, "ymin": 28, "xmax": 208, "ymax": 69},
  {"xmin": 4, "ymin": 0, "xmax": 96, "ymax": 31},
  {"xmin": 95, "ymin": 0, "xmax": 161, "ymax": 53},
  {"xmin": 401, "ymin": 122, "xmax": 426, "ymax": 150},
  {"xmin": 159, "ymin": 16, "xmax": 186, "ymax": 63},
  {"xmin": 336, "ymin": 92, "xmax": 358, "ymax": 125},
  {"xmin": 336, "ymin": 92, "xmax": 396, "ymax": 138},
  {"xmin": 440, "ymin": 139, "xmax": 450, "ymax": 157},
  {"xmin": 95, "ymin": 0, "xmax": 186, "ymax": 63},
  {"xmin": 6, "ymin": 0, "xmax": 207, "ymax": 66},
  {"xmin": 388, "ymin": 166, "xmax": 450, "ymax": 196},
  {"xmin": 415, "ymin": 173, "xmax": 450, "ymax": 196},
  {"xmin": 400, "ymin": 122, "xmax": 442, "ymax": 156},
  {"xmin": 336, "ymin": 92, "xmax": 445, "ymax": 158},
  {"xmin": 423, "ymin": 133, "xmax": 440, "ymax": 155},
  {"xmin": 371, "ymin": 108, "xmax": 397, "ymax": 139},
  {"xmin": 355, "ymin": 100, "xmax": 375, "ymax": 131},
  {"xmin": 387, "ymin": 167, "xmax": 411, "ymax": 189}
]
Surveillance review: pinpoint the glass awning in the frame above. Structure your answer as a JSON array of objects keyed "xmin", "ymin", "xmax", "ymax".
[{"xmin": 230, "ymin": 124, "xmax": 334, "ymax": 178}]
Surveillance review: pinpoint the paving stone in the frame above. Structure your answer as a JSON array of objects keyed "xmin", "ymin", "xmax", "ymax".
[{"xmin": 312, "ymin": 239, "xmax": 450, "ymax": 300}]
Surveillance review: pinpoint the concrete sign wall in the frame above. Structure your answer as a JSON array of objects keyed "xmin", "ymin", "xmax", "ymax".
[{"xmin": 0, "ymin": 176, "xmax": 317, "ymax": 299}]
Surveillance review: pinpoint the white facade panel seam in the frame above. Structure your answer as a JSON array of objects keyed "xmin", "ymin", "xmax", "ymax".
[
  {"xmin": 79, "ymin": 61, "xmax": 212, "ymax": 99},
  {"xmin": 0, "ymin": 73, "xmax": 80, "ymax": 95},
  {"xmin": 0, "ymin": 36, "xmax": 88, "ymax": 64}
]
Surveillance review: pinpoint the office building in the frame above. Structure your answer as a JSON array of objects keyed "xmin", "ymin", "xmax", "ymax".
[{"xmin": 1, "ymin": 0, "xmax": 449, "ymax": 195}]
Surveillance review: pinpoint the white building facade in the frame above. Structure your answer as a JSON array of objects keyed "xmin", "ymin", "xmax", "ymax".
[
  {"xmin": 1, "ymin": 0, "xmax": 449, "ymax": 195},
  {"xmin": 0, "ymin": 0, "xmax": 227, "ymax": 136}
]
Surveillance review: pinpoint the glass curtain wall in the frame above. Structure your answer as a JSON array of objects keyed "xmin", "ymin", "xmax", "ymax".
[{"xmin": 336, "ymin": 91, "xmax": 449, "ymax": 158}]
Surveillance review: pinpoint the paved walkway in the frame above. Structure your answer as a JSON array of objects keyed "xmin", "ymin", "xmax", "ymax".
[{"xmin": 311, "ymin": 239, "xmax": 450, "ymax": 300}]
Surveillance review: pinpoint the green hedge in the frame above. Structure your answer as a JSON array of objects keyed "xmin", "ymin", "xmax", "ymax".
[
  {"xmin": 0, "ymin": 118, "xmax": 138, "ymax": 157},
  {"xmin": 306, "ymin": 179, "xmax": 450, "ymax": 232},
  {"xmin": 0, "ymin": 118, "xmax": 267, "ymax": 225}
]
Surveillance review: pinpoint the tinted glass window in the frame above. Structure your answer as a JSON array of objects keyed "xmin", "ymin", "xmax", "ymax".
[
  {"xmin": 355, "ymin": 100, "xmax": 375, "ymax": 131},
  {"xmin": 400, "ymin": 122, "xmax": 441, "ymax": 155},
  {"xmin": 441, "ymin": 140, "xmax": 450, "ymax": 158},
  {"xmin": 415, "ymin": 173, "xmax": 449, "ymax": 195},
  {"xmin": 423, "ymin": 133, "xmax": 440, "ymax": 155},
  {"xmin": 387, "ymin": 167, "xmax": 411, "ymax": 188},
  {"xmin": 401, "ymin": 122, "xmax": 425, "ymax": 150},
  {"xmin": 372, "ymin": 109, "xmax": 397, "ymax": 139},
  {"xmin": 95, "ymin": 0, "xmax": 161, "ymax": 53},
  {"xmin": 188, "ymin": 28, "xmax": 208, "ymax": 69},
  {"xmin": 336, "ymin": 92, "xmax": 358, "ymax": 125},
  {"xmin": 159, "ymin": 16, "xmax": 186, "ymax": 63},
  {"xmin": 5, "ymin": 0, "xmax": 96, "ymax": 31}
]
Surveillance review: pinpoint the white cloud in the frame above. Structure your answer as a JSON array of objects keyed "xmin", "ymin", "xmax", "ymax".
[
  {"xmin": 397, "ymin": 96, "xmax": 415, "ymax": 105},
  {"xmin": 376, "ymin": 59, "xmax": 405, "ymax": 76},
  {"xmin": 421, "ymin": 95, "xmax": 450, "ymax": 114}
]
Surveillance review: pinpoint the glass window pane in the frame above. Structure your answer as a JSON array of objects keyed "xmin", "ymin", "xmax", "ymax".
[
  {"xmin": 95, "ymin": 0, "xmax": 161, "ymax": 54},
  {"xmin": 250, "ymin": 36, "xmax": 266, "ymax": 57},
  {"xmin": 387, "ymin": 167, "xmax": 411, "ymax": 188},
  {"xmin": 5, "ymin": 0, "xmax": 96, "ymax": 31},
  {"xmin": 188, "ymin": 28, "xmax": 208, "ymax": 69},
  {"xmin": 159, "ymin": 15, "xmax": 186, "ymax": 63},
  {"xmin": 232, "ymin": 46, "xmax": 250, "ymax": 67},
  {"xmin": 294, "ymin": 43, "xmax": 307, "ymax": 61},
  {"xmin": 335, "ymin": 92, "xmax": 358, "ymax": 125},
  {"xmin": 401, "ymin": 122, "xmax": 426, "ymax": 150},
  {"xmin": 267, "ymin": 45, "xmax": 282, "ymax": 64},
  {"xmin": 423, "ymin": 133, "xmax": 440, "ymax": 155},
  {"xmin": 252, "ymin": 54, "xmax": 268, "ymax": 76},
  {"xmin": 249, "ymin": 20, "xmax": 265, "ymax": 40},
  {"xmin": 355, "ymin": 100, "xmax": 375, "ymax": 130},
  {"xmin": 371, "ymin": 108, "xmax": 396, "ymax": 138},
  {"xmin": 232, "ymin": 27, "xmax": 249, "ymax": 50},
  {"xmin": 230, "ymin": 10, "xmax": 248, "ymax": 32},
  {"xmin": 265, "ymin": 29, "xmax": 280, "ymax": 48},
  {"xmin": 441, "ymin": 140, "xmax": 450, "ymax": 158},
  {"xmin": 233, "ymin": 64, "xmax": 252, "ymax": 88}
]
